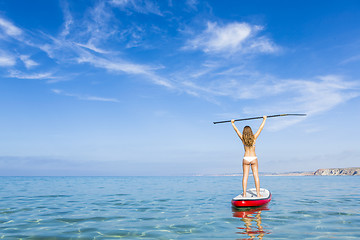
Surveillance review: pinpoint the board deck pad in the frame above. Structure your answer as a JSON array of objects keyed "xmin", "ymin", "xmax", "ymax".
[
  {"xmin": 232, "ymin": 188, "xmax": 271, "ymax": 207},
  {"xmin": 233, "ymin": 188, "xmax": 270, "ymax": 200}
]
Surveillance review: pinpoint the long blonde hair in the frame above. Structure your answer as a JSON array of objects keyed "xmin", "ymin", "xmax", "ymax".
[{"xmin": 242, "ymin": 126, "xmax": 255, "ymax": 146}]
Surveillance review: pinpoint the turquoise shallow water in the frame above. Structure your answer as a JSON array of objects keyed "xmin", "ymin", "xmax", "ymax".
[{"xmin": 0, "ymin": 176, "xmax": 359, "ymax": 239}]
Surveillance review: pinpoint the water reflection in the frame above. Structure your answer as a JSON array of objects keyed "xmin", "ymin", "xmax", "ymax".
[{"xmin": 233, "ymin": 205, "xmax": 271, "ymax": 239}]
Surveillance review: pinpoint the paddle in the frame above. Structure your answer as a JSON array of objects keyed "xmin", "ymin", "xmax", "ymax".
[{"xmin": 213, "ymin": 114, "xmax": 307, "ymax": 124}]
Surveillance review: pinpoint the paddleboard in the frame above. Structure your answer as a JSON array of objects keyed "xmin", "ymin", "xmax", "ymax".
[{"xmin": 232, "ymin": 188, "xmax": 271, "ymax": 208}]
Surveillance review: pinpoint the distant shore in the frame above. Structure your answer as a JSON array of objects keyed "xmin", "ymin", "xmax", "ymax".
[{"xmin": 197, "ymin": 167, "xmax": 360, "ymax": 176}]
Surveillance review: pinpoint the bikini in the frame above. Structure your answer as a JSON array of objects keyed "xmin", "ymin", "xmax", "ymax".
[
  {"xmin": 243, "ymin": 156, "xmax": 257, "ymax": 163},
  {"xmin": 243, "ymin": 144, "xmax": 257, "ymax": 163}
]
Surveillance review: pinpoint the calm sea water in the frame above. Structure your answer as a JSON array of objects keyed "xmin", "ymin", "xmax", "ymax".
[{"xmin": 1, "ymin": 176, "xmax": 359, "ymax": 239}]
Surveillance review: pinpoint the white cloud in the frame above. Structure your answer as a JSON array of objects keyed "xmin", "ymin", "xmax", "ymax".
[
  {"xmin": 19, "ymin": 55, "xmax": 39, "ymax": 69},
  {"xmin": 77, "ymin": 52, "xmax": 173, "ymax": 88},
  {"xmin": 51, "ymin": 89, "xmax": 120, "ymax": 103},
  {"xmin": 186, "ymin": 0, "xmax": 199, "ymax": 10},
  {"xmin": 110, "ymin": 0, "xmax": 163, "ymax": 15},
  {"xmin": 75, "ymin": 42, "xmax": 109, "ymax": 54},
  {"xmin": 0, "ymin": 3, "xmax": 170, "ymax": 91},
  {"xmin": 0, "ymin": 52, "xmax": 16, "ymax": 67},
  {"xmin": 205, "ymin": 22, "xmax": 251, "ymax": 52},
  {"xmin": 249, "ymin": 36, "xmax": 278, "ymax": 53},
  {"xmin": 185, "ymin": 21, "xmax": 278, "ymax": 54},
  {"xmin": 0, "ymin": 17, "xmax": 22, "ymax": 37},
  {"xmin": 55, "ymin": 1, "xmax": 115, "ymax": 56},
  {"xmin": 289, "ymin": 75, "xmax": 359, "ymax": 114},
  {"xmin": 120, "ymin": 25, "xmax": 147, "ymax": 49},
  {"xmin": 86, "ymin": 2, "xmax": 117, "ymax": 47},
  {"xmin": 340, "ymin": 54, "xmax": 360, "ymax": 65},
  {"xmin": 8, "ymin": 70, "xmax": 55, "ymax": 80},
  {"xmin": 1, "ymin": 3, "xmax": 171, "ymax": 88},
  {"xmin": 59, "ymin": 0, "xmax": 74, "ymax": 38},
  {"xmin": 181, "ymin": 69, "xmax": 359, "ymax": 127}
]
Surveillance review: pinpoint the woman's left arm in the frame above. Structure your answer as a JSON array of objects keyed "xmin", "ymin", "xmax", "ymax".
[{"xmin": 254, "ymin": 116, "xmax": 267, "ymax": 139}]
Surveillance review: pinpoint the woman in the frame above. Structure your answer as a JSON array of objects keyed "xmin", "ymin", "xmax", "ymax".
[{"xmin": 231, "ymin": 116, "xmax": 267, "ymax": 197}]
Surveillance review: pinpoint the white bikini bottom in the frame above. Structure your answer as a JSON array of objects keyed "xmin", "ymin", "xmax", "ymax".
[{"xmin": 243, "ymin": 156, "xmax": 257, "ymax": 163}]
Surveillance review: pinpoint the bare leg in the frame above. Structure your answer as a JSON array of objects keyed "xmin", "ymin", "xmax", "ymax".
[
  {"xmin": 251, "ymin": 159, "xmax": 261, "ymax": 197},
  {"xmin": 242, "ymin": 160, "xmax": 251, "ymax": 197}
]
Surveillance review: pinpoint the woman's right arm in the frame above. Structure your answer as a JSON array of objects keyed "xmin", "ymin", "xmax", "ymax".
[
  {"xmin": 231, "ymin": 120, "xmax": 243, "ymax": 140},
  {"xmin": 254, "ymin": 116, "xmax": 267, "ymax": 139}
]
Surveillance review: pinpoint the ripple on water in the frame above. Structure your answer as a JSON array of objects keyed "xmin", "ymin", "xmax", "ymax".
[
  {"xmin": 17, "ymin": 235, "xmax": 76, "ymax": 240},
  {"xmin": 136, "ymin": 207, "xmax": 151, "ymax": 212},
  {"xmin": 96, "ymin": 229, "xmax": 146, "ymax": 238},
  {"xmin": 113, "ymin": 193, "xmax": 130, "ymax": 196},
  {"xmin": 1, "ymin": 208, "xmax": 33, "ymax": 214},
  {"xmin": 160, "ymin": 223, "xmax": 202, "ymax": 235},
  {"xmin": 137, "ymin": 217, "xmax": 158, "ymax": 221},
  {"xmin": 295, "ymin": 199, "xmax": 320, "ymax": 204},
  {"xmin": 325, "ymin": 211, "xmax": 359, "ymax": 216},
  {"xmin": 35, "ymin": 195, "xmax": 73, "ymax": 198},
  {"xmin": 55, "ymin": 216, "xmax": 125, "ymax": 224},
  {"xmin": 290, "ymin": 210, "xmax": 318, "ymax": 216}
]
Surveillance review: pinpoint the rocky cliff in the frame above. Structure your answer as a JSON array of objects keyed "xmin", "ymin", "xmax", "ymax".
[{"xmin": 314, "ymin": 167, "xmax": 360, "ymax": 176}]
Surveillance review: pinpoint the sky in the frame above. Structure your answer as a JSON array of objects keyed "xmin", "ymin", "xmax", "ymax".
[{"xmin": 0, "ymin": 0, "xmax": 359, "ymax": 176}]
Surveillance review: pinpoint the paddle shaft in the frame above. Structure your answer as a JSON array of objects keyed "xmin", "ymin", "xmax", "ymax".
[{"xmin": 213, "ymin": 114, "xmax": 306, "ymax": 124}]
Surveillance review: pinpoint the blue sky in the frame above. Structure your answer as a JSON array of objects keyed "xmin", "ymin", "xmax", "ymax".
[{"xmin": 0, "ymin": 0, "xmax": 359, "ymax": 176}]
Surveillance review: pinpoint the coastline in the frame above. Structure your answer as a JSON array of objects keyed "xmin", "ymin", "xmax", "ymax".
[{"xmin": 197, "ymin": 167, "xmax": 360, "ymax": 176}]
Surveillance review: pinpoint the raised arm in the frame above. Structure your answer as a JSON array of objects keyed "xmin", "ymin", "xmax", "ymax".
[
  {"xmin": 254, "ymin": 116, "xmax": 267, "ymax": 140},
  {"xmin": 231, "ymin": 119, "xmax": 243, "ymax": 141}
]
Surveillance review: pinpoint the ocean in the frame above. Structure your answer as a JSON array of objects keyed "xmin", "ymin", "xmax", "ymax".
[{"xmin": 1, "ymin": 176, "xmax": 359, "ymax": 239}]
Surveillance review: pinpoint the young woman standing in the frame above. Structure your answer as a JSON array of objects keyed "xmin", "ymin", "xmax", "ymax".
[{"xmin": 231, "ymin": 116, "xmax": 267, "ymax": 197}]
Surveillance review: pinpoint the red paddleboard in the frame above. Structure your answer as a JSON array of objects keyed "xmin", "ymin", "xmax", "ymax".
[{"xmin": 232, "ymin": 188, "xmax": 271, "ymax": 208}]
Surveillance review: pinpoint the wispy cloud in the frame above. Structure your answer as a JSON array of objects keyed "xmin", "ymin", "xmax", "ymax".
[
  {"xmin": 8, "ymin": 70, "xmax": 55, "ymax": 80},
  {"xmin": 0, "ymin": 1, "xmax": 175, "ymax": 96},
  {"xmin": 181, "ymin": 69, "xmax": 359, "ymax": 122},
  {"xmin": 185, "ymin": 21, "xmax": 278, "ymax": 54},
  {"xmin": 19, "ymin": 55, "xmax": 39, "ymax": 69},
  {"xmin": 0, "ymin": 17, "xmax": 22, "ymax": 38},
  {"xmin": 75, "ymin": 42, "xmax": 109, "ymax": 54},
  {"xmin": 84, "ymin": 2, "xmax": 117, "ymax": 50},
  {"xmin": 59, "ymin": 0, "xmax": 74, "ymax": 38},
  {"xmin": 289, "ymin": 75, "xmax": 359, "ymax": 114},
  {"xmin": 185, "ymin": 0, "xmax": 199, "ymax": 10},
  {"xmin": 110, "ymin": 0, "xmax": 163, "ymax": 15},
  {"xmin": 340, "ymin": 54, "xmax": 360, "ymax": 65},
  {"xmin": 0, "ymin": 2, "xmax": 172, "ymax": 90},
  {"xmin": 76, "ymin": 52, "xmax": 173, "ymax": 88},
  {"xmin": 120, "ymin": 25, "xmax": 147, "ymax": 49},
  {"xmin": 0, "ymin": 52, "xmax": 16, "ymax": 67},
  {"xmin": 57, "ymin": 1, "xmax": 115, "ymax": 54},
  {"xmin": 52, "ymin": 89, "xmax": 120, "ymax": 103}
]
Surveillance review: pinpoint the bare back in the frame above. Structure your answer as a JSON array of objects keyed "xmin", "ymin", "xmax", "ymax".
[{"xmin": 243, "ymin": 142, "xmax": 256, "ymax": 157}]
